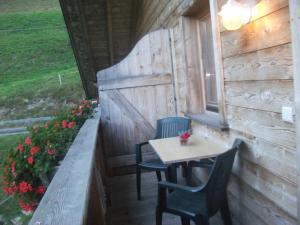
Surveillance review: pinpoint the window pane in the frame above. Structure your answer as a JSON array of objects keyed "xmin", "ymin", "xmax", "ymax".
[{"xmin": 199, "ymin": 14, "xmax": 218, "ymax": 110}]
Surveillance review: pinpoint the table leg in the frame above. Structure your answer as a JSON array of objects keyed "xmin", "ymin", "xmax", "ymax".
[{"xmin": 167, "ymin": 164, "xmax": 177, "ymax": 183}]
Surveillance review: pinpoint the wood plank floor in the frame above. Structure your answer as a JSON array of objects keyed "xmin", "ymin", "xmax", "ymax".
[{"xmin": 105, "ymin": 172, "xmax": 223, "ymax": 225}]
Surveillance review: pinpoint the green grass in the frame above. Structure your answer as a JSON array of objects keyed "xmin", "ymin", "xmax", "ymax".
[
  {"xmin": 0, "ymin": 0, "xmax": 60, "ymax": 14},
  {"xmin": 0, "ymin": 134, "xmax": 29, "ymax": 224},
  {"xmin": 0, "ymin": 2, "xmax": 85, "ymax": 120}
]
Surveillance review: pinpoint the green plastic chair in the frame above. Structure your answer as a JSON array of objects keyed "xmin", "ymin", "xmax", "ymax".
[
  {"xmin": 156, "ymin": 139, "xmax": 243, "ymax": 225},
  {"xmin": 136, "ymin": 117, "xmax": 191, "ymax": 200}
]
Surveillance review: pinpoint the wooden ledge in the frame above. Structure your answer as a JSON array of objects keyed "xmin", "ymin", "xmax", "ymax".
[{"xmin": 185, "ymin": 112, "xmax": 229, "ymax": 131}]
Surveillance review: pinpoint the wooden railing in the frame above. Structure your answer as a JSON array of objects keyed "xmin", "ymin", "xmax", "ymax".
[{"xmin": 29, "ymin": 110, "xmax": 107, "ymax": 225}]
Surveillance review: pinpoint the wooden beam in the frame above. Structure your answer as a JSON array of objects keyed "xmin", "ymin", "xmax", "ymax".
[
  {"xmin": 103, "ymin": 90, "xmax": 155, "ymax": 138},
  {"xmin": 106, "ymin": 0, "xmax": 114, "ymax": 65},
  {"xmin": 289, "ymin": 0, "xmax": 300, "ymax": 222},
  {"xmin": 99, "ymin": 73, "xmax": 172, "ymax": 91},
  {"xmin": 59, "ymin": 0, "xmax": 97, "ymax": 98}
]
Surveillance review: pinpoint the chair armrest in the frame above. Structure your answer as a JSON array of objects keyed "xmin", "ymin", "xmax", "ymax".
[
  {"xmin": 136, "ymin": 141, "xmax": 149, "ymax": 163},
  {"xmin": 158, "ymin": 181, "xmax": 204, "ymax": 193},
  {"xmin": 189, "ymin": 158, "xmax": 215, "ymax": 168}
]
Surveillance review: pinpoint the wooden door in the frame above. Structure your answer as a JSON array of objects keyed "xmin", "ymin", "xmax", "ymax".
[{"xmin": 97, "ymin": 30, "xmax": 177, "ymax": 175}]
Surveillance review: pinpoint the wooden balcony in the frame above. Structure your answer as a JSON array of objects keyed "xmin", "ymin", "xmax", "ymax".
[
  {"xmin": 26, "ymin": 111, "xmax": 184, "ymax": 225},
  {"xmin": 28, "ymin": 110, "xmax": 228, "ymax": 225}
]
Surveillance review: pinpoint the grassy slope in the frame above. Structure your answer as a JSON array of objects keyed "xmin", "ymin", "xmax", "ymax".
[
  {"xmin": 0, "ymin": 0, "xmax": 59, "ymax": 13},
  {"xmin": 0, "ymin": 0, "xmax": 85, "ymax": 120}
]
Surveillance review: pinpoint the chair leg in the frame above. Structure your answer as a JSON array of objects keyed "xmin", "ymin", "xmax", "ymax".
[
  {"xmin": 167, "ymin": 164, "xmax": 177, "ymax": 183},
  {"xmin": 164, "ymin": 170, "xmax": 170, "ymax": 182},
  {"xmin": 156, "ymin": 171, "xmax": 162, "ymax": 181},
  {"xmin": 180, "ymin": 216, "xmax": 190, "ymax": 225},
  {"xmin": 220, "ymin": 197, "xmax": 232, "ymax": 225},
  {"xmin": 195, "ymin": 217, "xmax": 210, "ymax": 225},
  {"xmin": 156, "ymin": 207, "xmax": 163, "ymax": 225},
  {"xmin": 186, "ymin": 164, "xmax": 192, "ymax": 185},
  {"xmin": 136, "ymin": 166, "xmax": 141, "ymax": 200}
]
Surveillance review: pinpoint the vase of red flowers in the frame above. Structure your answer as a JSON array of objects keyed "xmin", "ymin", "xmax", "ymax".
[{"xmin": 179, "ymin": 131, "xmax": 191, "ymax": 145}]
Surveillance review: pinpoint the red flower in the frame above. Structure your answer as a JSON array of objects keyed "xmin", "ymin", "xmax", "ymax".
[
  {"xmin": 44, "ymin": 122, "xmax": 48, "ymax": 129},
  {"xmin": 11, "ymin": 161, "xmax": 17, "ymax": 177},
  {"xmin": 36, "ymin": 185, "xmax": 46, "ymax": 194},
  {"xmin": 19, "ymin": 200, "xmax": 36, "ymax": 212},
  {"xmin": 62, "ymin": 120, "xmax": 68, "ymax": 128},
  {"xmin": 30, "ymin": 146, "xmax": 40, "ymax": 156},
  {"xmin": 77, "ymin": 110, "xmax": 82, "ymax": 117},
  {"xmin": 28, "ymin": 156, "xmax": 34, "ymax": 165},
  {"xmin": 68, "ymin": 121, "xmax": 76, "ymax": 128},
  {"xmin": 25, "ymin": 136, "xmax": 32, "ymax": 146},
  {"xmin": 53, "ymin": 111, "xmax": 57, "ymax": 116},
  {"xmin": 47, "ymin": 149, "xmax": 56, "ymax": 155},
  {"xmin": 3, "ymin": 187, "xmax": 9, "ymax": 195},
  {"xmin": 4, "ymin": 183, "xmax": 17, "ymax": 195},
  {"xmin": 17, "ymin": 144, "xmax": 24, "ymax": 152},
  {"xmin": 180, "ymin": 132, "xmax": 191, "ymax": 140},
  {"xmin": 19, "ymin": 181, "xmax": 32, "ymax": 194}
]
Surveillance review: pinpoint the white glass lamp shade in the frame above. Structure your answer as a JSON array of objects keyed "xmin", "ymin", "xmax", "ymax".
[{"xmin": 219, "ymin": 0, "xmax": 252, "ymax": 31}]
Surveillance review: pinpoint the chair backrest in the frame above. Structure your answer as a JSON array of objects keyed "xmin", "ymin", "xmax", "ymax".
[
  {"xmin": 204, "ymin": 139, "xmax": 243, "ymax": 216},
  {"xmin": 155, "ymin": 117, "xmax": 191, "ymax": 139}
]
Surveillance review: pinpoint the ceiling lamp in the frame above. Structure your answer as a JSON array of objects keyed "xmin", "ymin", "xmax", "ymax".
[{"xmin": 219, "ymin": 0, "xmax": 260, "ymax": 31}]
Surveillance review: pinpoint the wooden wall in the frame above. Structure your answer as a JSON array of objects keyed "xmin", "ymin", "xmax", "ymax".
[
  {"xmin": 97, "ymin": 30, "xmax": 177, "ymax": 175},
  {"xmin": 133, "ymin": 0, "xmax": 297, "ymax": 224}
]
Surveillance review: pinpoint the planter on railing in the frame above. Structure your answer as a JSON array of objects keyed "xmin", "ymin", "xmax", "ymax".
[{"xmin": 28, "ymin": 111, "xmax": 107, "ymax": 225}]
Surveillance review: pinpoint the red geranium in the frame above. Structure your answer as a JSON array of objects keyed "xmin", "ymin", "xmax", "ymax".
[
  {"xmin": 77, "ymin": 110, "xmax": 82, "ymax": 117},
  {"xmin": 19, "ymin": 181, "xmax": 33, "ymax": 194},
  {"xmin": 17, "ymin": 144, "xmax": 24, "ymax": 152},
  {"xmin": 35, "ymin": 186, "xmax": 46, "ymax": 195},
  {"xmin": 47, "ymin": 149, "xmax": 56, "ymax": 155},
  {"xmin": 68, "ymin": 121, "xmax": 76, "ymax": 128},
  {"xmin": 62, "ymin": 120, "xmax": 68, "ymax": 128},
  {"xmin": 19, "ymin": 200, "xmax": 37, "ymax": 212},
  {"xmin": 4, "ymin": 183, "xmax": 17, "ymax": 195},
  {"xmin": 3, "ymin": 99, "xmax": 97, "ymax": 212},
  {"xmin": 28, "ymin": 156, "xmax": 34, "ymax": 165},
  {"xmin": 30, "ymin": 146, "xmax": 40, "ymax": 156},
  {"xmin": 25, "ymin": 136, "xmax": 32, "ymax": 146}
]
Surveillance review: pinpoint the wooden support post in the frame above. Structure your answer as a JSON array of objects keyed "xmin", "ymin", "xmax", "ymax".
[
  {"xmin": 289, "ymin": 0, "xmax": 300, "ymax": 223},
  {"xmin": 106, "ymin": 0, "xmax": 114, "ymax": 65}
]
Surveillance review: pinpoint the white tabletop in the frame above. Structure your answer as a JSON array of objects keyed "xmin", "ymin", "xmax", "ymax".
[{"xmin": 149, "ymin": 135, "xmax": 227, "ymax": 164}]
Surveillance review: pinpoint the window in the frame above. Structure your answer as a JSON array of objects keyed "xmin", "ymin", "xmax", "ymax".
[
  {"xmin": 198, "ymin": 14, "xmax": 218, "ymax": 112},
  {"xmin": 181, "ymin": 0, "xmax": 227, "ymax": 130}
]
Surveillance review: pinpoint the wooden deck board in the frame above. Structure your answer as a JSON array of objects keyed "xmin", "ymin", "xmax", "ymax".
[{"xmin": 105, "ymin": 172, "xmax": 223, "ymax": 225}]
